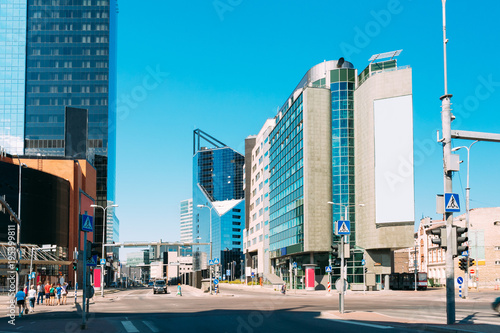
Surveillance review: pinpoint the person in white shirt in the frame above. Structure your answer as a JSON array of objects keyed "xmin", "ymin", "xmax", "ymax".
[{"xmin": 28, "ymin": 286, "xmax": 37, "ymax": 313}]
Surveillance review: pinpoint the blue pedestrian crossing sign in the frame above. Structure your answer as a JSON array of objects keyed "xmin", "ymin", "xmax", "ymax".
[
  {"xmin": 86, "ymin": 254, "xmax": 98, "ymax": 267},
  {"xmin": 336, "ymin": 220, "xmax": 350, "ymax": 235},
  {"xmin": 31, "ymin": 272, "xmax": 35, "ymax": 279},
  {"xmin": 445, "ymin": 193, "xmax": 460, "ymax": 212},
  {"xmin": 325, "ymin": 266, "xmax": 332, "ymax": 273},
  {"xmin": 80, "ymin": 214, "xmax": 94, "ymax": 232},
  {"xmin": 100, "ymin": 259, "xmax": 106, "ymax": 265},
  {"xmin": 213, "ymin": 258, "xmax": 220, "ymax": 265},
  {"xmin": 209, "ymin": 259, "xmax": 214, "ymax": 266}
]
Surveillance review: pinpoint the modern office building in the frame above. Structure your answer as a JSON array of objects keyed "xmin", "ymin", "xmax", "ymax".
[
  {"xmin": 0, "ymin": 0, "xmax": 119, "ymax": 262},
  {"xmin": 180, "ymin": 199, "xmax": 193, "ymax": 243},
  {"xmin": 243, "ymin": 118, "xmax": 275, "ymax": 281},
  {"xmin": 265, "ymin": 52, "xmax": 414, "ymax": 290},
  {"xmin": 0, "ymin": 0, "xmax": 27, "ymax": 155},
  {"xmin": 192, "ymin": 129, "xmax": 245, "ymax": 279}
]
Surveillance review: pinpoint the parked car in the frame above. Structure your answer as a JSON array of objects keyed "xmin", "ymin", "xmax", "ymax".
[
  {"xmin": 148, "ymin": 281, "xmax": 154, "ymax": 287},
  {"xmin": 153, "ymin": 280, "xmax": 167, "ymax": 294},
  {"xmin": 492, "ymin": 297, "xmax": 500, "ymax": 314}
]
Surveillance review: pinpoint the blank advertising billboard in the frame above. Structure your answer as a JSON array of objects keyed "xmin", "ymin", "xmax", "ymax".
[{"xmin": 374, "ymin": 95, "xmax": 415, "ymax": 224}]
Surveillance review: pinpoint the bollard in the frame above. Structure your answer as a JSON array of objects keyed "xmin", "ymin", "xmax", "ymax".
[{"xmin": 328, "ymin": 281, "xmax": 331, "ymax": 293}]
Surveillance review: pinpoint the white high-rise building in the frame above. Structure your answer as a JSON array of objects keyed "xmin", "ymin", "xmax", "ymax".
[{"xmin": 180, "ymin": 199, "xmax": 193, "ymax": 243}]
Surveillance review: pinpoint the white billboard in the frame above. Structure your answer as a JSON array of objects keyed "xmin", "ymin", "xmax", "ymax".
[{"xmin": 374, "ymin": 95, "xmax": 415, "ymax": 224}]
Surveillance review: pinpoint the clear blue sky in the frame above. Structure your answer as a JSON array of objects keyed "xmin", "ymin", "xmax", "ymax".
[{"xmin": 115, "ymin": 0, "xmax": 500, "ymax": 255}]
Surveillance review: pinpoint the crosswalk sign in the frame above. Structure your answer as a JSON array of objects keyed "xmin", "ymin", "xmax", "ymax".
[
  {"xmin": 336, "ymin": 220, "xmax": 350, "ymax": 235},
  {"xmin": 325, "ymin": 266, "xmax": 332, "ymax": 273},
  {"xmin": 444, "ymin": 193, "xmax": 460, "ymax": 212},
  {"xmin": 80, "ymin": 214, "xmax": 94, "ymax": 232}
]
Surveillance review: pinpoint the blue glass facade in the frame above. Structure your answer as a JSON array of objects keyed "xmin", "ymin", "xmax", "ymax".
[
  {"xmin": 330, "ymin": 68, "xmax": 356, "ymax": 244},
  {"xmin": 193, "ymin": 142, "xmax": 245, "ymax": 273},
  {"xmin": 194, "ymin": 147, "xmax": 245, "ymax": 202},
  {"xmin": 0, "ymin": 0, "xmax": 27, "ymax": 155},
  {"xmin": 269, "ymin": 94, "xmax": 304, "ymax": 252}
]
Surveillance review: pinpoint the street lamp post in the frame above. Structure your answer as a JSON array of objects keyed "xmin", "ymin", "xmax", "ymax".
[
  {"xmin": 327, "ymin": 202, "xmax": 364, "ymax": 314},
  {"xmin": 452, "ymin": 140, "xmax": 478, "ymax": 299},
  {"xmin": 16, "ymin": 159, "xmax": 26, "ymax": 295},
  {"xmin": 197, "ymin": 204, "xmax": 213, "ymax": 295},
  {"xmin": 91, "ymin": 203, "xmax": 118, "ymax": 297}
]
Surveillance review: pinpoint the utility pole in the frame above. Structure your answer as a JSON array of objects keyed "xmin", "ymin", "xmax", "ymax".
[{"xmin": 440, "ymin": 0, "xmax": 455, "ymax": 324}]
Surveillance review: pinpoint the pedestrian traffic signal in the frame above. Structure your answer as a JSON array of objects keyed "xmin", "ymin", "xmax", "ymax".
[
  {"xmin": 458, "ymin": 257, "xmax": 467, "ymax": 271},
  {"xmin": 331, "ymin": 244, "xmax": 339, "ymax": 258},
  {"xmin": 86, "ymin": 240, "xmax": 99, "ymax": 259},
  {"xmin": 455, "ymin": 227, "xmax": 468, "ymax": 253},
  {"xmin": 431, "ymin": 227, "xmax": 447, "ymax": 248},
  {"xmin": 72, "ymin": 261, "xmax": 77, "ymax": 270},
  {"xmin": 15, "ymin": 263, "xmax": 19, "ymax": 272}
]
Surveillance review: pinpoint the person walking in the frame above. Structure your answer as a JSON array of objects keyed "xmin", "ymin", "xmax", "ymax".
[
  {"xmin": 61, "ymin": 282, "xmax": 68, "ymax": 305},
  {"xmin": 28, "ymin": 286, "xmax": 36, "ymax": 313},
  {"xmin": 55, "ymin": 283, "xmax": 62, "ymax": 305},
  {"xmin": 281, "ymin": 283, "xmax": 286, "ymax": 295},
  {"xmin": 177, "ymin": 283, "xmax": 182, "ymax": 296},
  {"xmin": 44, "ymin": 281, "xmax": 51, "ymax": 306},
  {"xmin": 36, "ymin": 282, "xmax": 44, "ymax": 305},
  {"xmin": 15, "ymin": 288, "xmax": 26, "ymax": 318},
  {"xmin": 49, "ymin": 283, "xmax": 55, "ymax": 306}
]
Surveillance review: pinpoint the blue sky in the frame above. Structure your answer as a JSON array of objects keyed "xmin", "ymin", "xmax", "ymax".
[{"xmin": 115, "ymin": 0, "xmax": 500, "ymax": 253}]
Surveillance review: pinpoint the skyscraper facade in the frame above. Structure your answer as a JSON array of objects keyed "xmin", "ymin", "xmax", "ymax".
[
  {"xmin": 0, "ymin": 0, "xmax": 119, "ymax": 260},
  {"xmin": 0, "ymin": 0, "xmax": 27, "ymax": 155},
  {"xmin": 192, "ymin": 129, "xmax": 245, "ymax": 278}
]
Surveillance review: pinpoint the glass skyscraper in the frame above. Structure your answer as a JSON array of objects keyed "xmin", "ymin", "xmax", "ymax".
[
  {"xmin": 0, "ymin": 0, "xmax": 27, "ymax": 155},
  {"xmin": 192, "ymin": 130, "xmax": 245, "ymax": 278},
  {"xmin": 0, "ymin": 0, "xmax": 118, "ymax": 259}
]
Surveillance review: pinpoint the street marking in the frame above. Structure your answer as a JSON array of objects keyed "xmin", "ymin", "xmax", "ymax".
[
  {"xmin": 326, "ymin": 319, "xmax": 393, "ymax": 329},
  {"xmin": 143, "ymin": 321, "xmax": 159, "ymax": 332},
  {"xmin": 121, "ymin": 321, "xmax": 139, "ymax": 333}
]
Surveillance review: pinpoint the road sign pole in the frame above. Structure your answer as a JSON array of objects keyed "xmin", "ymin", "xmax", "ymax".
[
  {"xmin": 440, "ymin": 0, "xmax": 455, "ymax": 325},
  {"xmin": 339, "ymin": 234, "xmax": 344, "ymax": 314},
  {"xmin": 81, "ymin": 232, "xmax": 87, "ymax": 329}
]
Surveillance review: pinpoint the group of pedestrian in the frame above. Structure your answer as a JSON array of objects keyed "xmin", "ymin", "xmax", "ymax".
[{"xmin": 15, "ymin": 281, "xmax": 69, "ymax": 317}]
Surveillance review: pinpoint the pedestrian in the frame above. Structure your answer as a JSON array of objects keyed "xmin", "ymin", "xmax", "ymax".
[
  {"xmin": 55, "ymin": 283, "xmax": 62, "ymax": 305},
  {"xmin": 15, "ymin": 288, "xmax": 26, "ymax": 318},
  {"xmin": 36, "ymin": 282, "xmax": 44, "ymax": 305},
  {"xmin": 61, "ymin": 282, "xmax": 68, "ymax": 305},
  {"xmin": 281, "ymin": 283, "xmax": 286, "ymax": 295},
  {"xmin": 44, "ymin": 281, "xmax": 51, "ymax": 306},
  {"xmin": 28, "ymin": 286, "xmax": 36, "ymax": 313},
  {"xmin": 49, "ymin": 283, "xmax": 55, "ymax": 306},
  {"xmin": 177, "ymin": 283, "xmax": 182, "ymax": 296}
]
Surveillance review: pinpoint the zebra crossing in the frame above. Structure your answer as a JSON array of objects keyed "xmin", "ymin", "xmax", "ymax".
[{"xmin": 121, "ymin": 320, "xmax": 160, "ymax": 333}]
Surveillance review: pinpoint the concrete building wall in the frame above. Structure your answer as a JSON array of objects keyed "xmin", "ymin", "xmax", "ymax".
[
  {"xmin": 354, "ymin": 67, "xmax": 414, "ymax": 251},
  {"xmin": 303, "ymin": 87, "xmax": 332, "ymax": 253}
]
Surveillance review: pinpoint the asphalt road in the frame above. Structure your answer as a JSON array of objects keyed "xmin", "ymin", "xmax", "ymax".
[{"xmin": 0, "ymin": 286, "xmax": 498, "ymax": 333}]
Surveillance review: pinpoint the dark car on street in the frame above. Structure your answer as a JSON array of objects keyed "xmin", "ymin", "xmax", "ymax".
[
  {"xmin": 492, "ymin": 297, "xmax": 500, "ymax": 314},
  {"xmin": 153, "ymin": 280, "xmax": 168, "ymax": 294}
]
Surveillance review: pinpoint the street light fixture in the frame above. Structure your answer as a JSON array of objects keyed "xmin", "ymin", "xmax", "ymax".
[
  {"xmin": 197, "ymin": 204, "xmax": 213, "ymax": 295},
  {"xmin": 452, "ymin": 140, "xmax": 478, "ymax": 298},
  {"xmin": 91, "ymin": 203, "xmax": 118, "ymax": 297},
  {"xmin": 327, "ymin": 201, "xmax": 364, "ymax": 314}
]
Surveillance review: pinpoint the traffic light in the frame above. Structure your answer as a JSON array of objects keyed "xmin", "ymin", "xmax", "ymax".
[
  {"xmin": 364, "ymin": 267, "xmax": 368, "ymax": 274},
  {"xmin": 86, "ymin": 240, "xmax": 99, "ymax": 259},
  {"xmin": 468, "ymin": 257, "xmax": 475, "ymax": 267},
  {"xmin": 72, "ymin": 261, "xmax": 77, "ymax": 270},
  {"xmin": 455, "ymin": 227, "xmax": 468, "ymax": 254},
  {"xmin": 15, "ymin": 263, "xmax": 19, "ymax": 272},
  {"xmin": 431, "ymin": 227, "xmax": 447, "ymax": 248},
  {"xmin": 331, "ymin": 244, "xmax": 339, "ymax": 258},
  {"xmin": 458, "ymin": 257, "xmax": 467, "ymax": 271}
]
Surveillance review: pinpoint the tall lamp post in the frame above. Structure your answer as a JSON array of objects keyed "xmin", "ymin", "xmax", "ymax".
[
  {"xmin": 16, "ymin": 159, "xmax": 27, "ymax": 295},
  {"xmin": 452, "ymin": 140, "xmax": 478, "ymax": 299},
  {"xmin": 327, "ymin": 202, "xmax": 364, "ymax": 314},
  {"xmin": 91, "ymin": 203, "xmax": 118, "ymax": 297},
  {"xmin": 197, "ymin": 204, "xmax": 213, "ymax": 295}
]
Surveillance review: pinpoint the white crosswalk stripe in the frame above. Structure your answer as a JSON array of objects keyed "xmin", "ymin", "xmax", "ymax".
[
  {"xmin": 121, "ymin": 320, "xmax": 139, "ymax": 332},
  {"xmin": 143, "ymin": 321, "xmax": 159, "ymax": 332}
]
